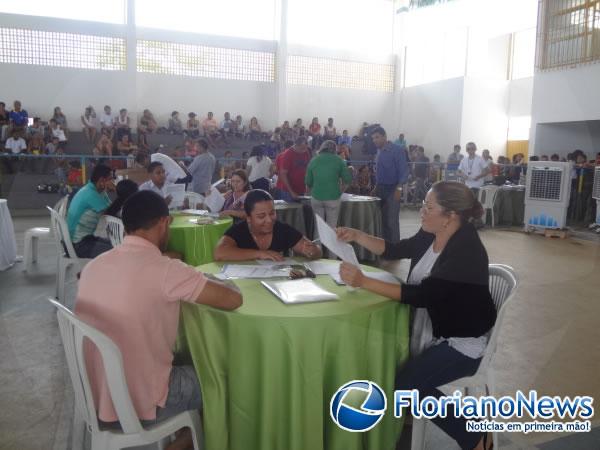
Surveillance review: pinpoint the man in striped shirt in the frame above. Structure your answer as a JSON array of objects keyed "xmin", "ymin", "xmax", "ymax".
[{"xmin": 66, "ymin": 164, "xmax": 114, "ymax": 258}]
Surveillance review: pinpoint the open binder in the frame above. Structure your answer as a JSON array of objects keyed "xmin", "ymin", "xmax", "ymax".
[{"xmin": 261, "ymin": 279, "xmax": 339, "ymax": 304}]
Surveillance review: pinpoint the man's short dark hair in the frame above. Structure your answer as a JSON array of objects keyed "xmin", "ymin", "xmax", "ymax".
[
  {"xmin": 198, "ymin": 138, "xmax": 209, "ymax": 150},
  {"xmin": 370, "ymin": 126, "xmax": 386, "ymax": 137},
  {"xmin": 294, "ymin": 136, "xmax": 307, "ymax": 146},
  {"xmin": 147, "ymin": 161, "xmax": 163, "ymax": 173},
  {"xmin": 90, "ymin": 164, "xmax": 112, "ymax": 183},
  {"xmin": 244, "ymin": 189, "xmax": 273, "ymax": 215},
  {"xmin": 122, "ymin": 191, "xmax": 169, "ymax": 233}
]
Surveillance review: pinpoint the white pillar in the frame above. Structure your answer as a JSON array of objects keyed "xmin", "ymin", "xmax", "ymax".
[
  {"xmin": 125, "ymin": 0, "xmax": 138, "ymax": 120},
  {"xmin": 275, "ymin": 0, "xmax": 288, "ymax": 126}
]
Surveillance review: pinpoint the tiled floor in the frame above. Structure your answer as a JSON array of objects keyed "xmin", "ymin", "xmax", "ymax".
[{"xmin": 1, "ymin": 212, "xmax": 599, "ymax": 450}]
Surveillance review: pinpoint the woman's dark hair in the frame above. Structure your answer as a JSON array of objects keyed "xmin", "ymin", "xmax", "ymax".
[
  {"xmin": 231, "ymin": 169, "xmax": 250, "ymax": 192},
  {"xmin": 90, "ymin": 164, "xmax": 112, "ymax": 183},
  {"xmin": 243, "ymin": 189, "xmax": 273, "ymax": 215},
  {"xmin": 106, "ymin": 179, "xmax": 138, "ymax": 216},
  {"xmin": 250, "ymin": 145, "xmax": 265, "ymax": 162},
  {"xmin": 431, "ymin": 181, "xmax": 484, "ymax": 224},
  {"xmin": 122, "ymin": 191, "xmax": 169, "ymax": 233}
]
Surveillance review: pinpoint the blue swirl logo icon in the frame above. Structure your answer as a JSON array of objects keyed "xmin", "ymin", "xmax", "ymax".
[{"xmin": 330, "ymin": 380, "xmax": 387, "ymax": 432}]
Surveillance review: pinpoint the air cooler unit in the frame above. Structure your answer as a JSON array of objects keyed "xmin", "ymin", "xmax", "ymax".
[
  {"xmin": 592, "ymin": 166, "xmax": 600, "ymax": 228},
  {"xmin": 524, "ymin": 161, "xmax": 572, "ymax": 230}
]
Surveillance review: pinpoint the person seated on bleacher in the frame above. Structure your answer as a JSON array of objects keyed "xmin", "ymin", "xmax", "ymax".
[
  {"xmin": 115, "ymin": 108, "xmax": 132, "ymax": 141},
  {"xmin": 117, "ymin": 134, "xmax": 137, "ymax": 159},
  {"xmin": 27, "ymin": 117, "xmax": 45, "ymax": 140},
  {"xmin": 233, "ymin": 114, "xmax": 244, "ymax": 138},
  {"xmin": 74, "ymin": 190, "xmax": 242, "ymax": 450},
  {"xmin": 51, "ymin": 106, "xmax": 69, "ymax": 137},
  {"xmin": 137, "ymin": 109, "xmax": 157, "ymax": 149},
  {"xmin": 99, "ymin": 105, "xmax": 115, "ymax": 139},
  {"xmin": 8, "ymin": 100, "xmax": 28, "ymax": 137},
  {"xmin": 168, "ymin": 111, "xmax": 183, "ymax": 135},
  {"xmin": 49, "ymin": 119, "xmax": 68, "ymax": 149},
  {"xmin": 0, "ymin": 101, "xmax": 9, "ymax": 141},
  {"xmin": 220, "ymin": 112, "xmax": 235, "ymax": 137},
  {"xmin": 280, "ymin": 120, "xmax": 294, "ymax": 142},
  {"xmin": 93, "ymin": 134, "xmax": 113, "ymax": 159},
  {"xmin": 323, "ymin": 117, "xmax": 337, "ymax": 141},
  {"xmin": 214, "ymin": 189, "xmax": 321, "ymax": 262},
  {"xmin": 3, "ymin": 129, "xmax": 27, "ymax": 173},
  {"xmin": 81, "ymin": 106, "xmax": 97, "ymax": 143},
  {"xmin": 219, "ymin": 169, "xmax": 250, "ymax": 221},
  {"xmin": 66, "ymin": 164, "xmax": 114, "ymax": 258},
  {"xmin": 202, "ymin": 111, "xmax": 221, "ymax": 148},
  {"xmin": 336, "ymin": 129, "xmax": 352, "ymax": 147},
  {"xmin": 185, "ymin": 112, "xmax": 201, "ymax": 139},
  {"xmin": 248, "ymin": 116, "xmax": 262, "ymax": 140}
]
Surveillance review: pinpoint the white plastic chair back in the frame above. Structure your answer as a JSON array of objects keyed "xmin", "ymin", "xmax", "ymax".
[
  {"xmin": 185, "ymin": 192, "xmax": 205, "ymax": 209},
  {"xmin": 105, "ymin": 216, "xmax": 125, "ymax": 247},
  {"xmin": 477, "ymin": 186, "xmax": 499, "ymax": 226},
  {"xmin": 53, "ymin": 195, "xmax": 69, "ymax": 218},
  {"xmin": 479, "ymin": 264, "xmax": 518, "ymax": 370},
  {"xmin": 49, "ymin": 298, "xmax": 145, "ymax": 435},
  {"xmin": 47, "ymin": 206, "xmax": 78, "ymax": 259}
]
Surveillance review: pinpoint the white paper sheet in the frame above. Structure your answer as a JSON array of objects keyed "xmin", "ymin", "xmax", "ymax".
[
  {"xmin": 205, "ymin": 186, "xmax": 225, "ymax": 212},
  {"xmin": 165, "ymin": 184, "xmax": 185, "ymax": 209},
  {"xmin": 256, "ymin": 258, "xmax": 300, "ymax": 266},
  {"xmin": 151, "ymin": 153, "xmax": 186, "ymax": 180},
  {"xmin": 306, "ymin": 260, "xmax": 341, "ymax": 276},
  {"xmin": 220, "ymin": 264, "xmax": 290, "ymax": 279},
  {"xmin": 314, "ymin": 214, "xmax": 359, "ymax": 266}
]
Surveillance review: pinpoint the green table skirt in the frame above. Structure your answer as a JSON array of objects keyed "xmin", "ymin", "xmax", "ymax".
[
  {"xmin": 179, "ymin": 262, "xmax": 410, "ymax": 450},
  {"xmin": 167, "ymin": 215, "xmax": 233, "ymax": 266}
]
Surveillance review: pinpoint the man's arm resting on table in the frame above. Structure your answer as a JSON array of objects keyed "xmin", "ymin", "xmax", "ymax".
[{"xmin": 195, "ymin": 278, "xmax": 242, "ymax": 310}]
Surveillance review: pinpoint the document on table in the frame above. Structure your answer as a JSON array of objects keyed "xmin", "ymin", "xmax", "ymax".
[
  {"xmin": 262, "ymin": 279, "xmax": 339, "ymax": 304},
  {"xmin": 256, "ymin": 258, "xmax": 300, "ymax": 266},
  {"xmin": 165, "ymin": 184, "xmax": 185, "ymax": 209},
  {"xmin": 218, "ymin": 264, "xmax": 290, "ymax": 279},
  {"xmin": 205, "ymin": 186, "xmax": 225, "ymax": 212},
  {"xmin": 314, "ymin": 214, "xmax": 359, "ymax": 266},
  {"xmin": 306, "ymin": 260, "xmax": 341, "ymax": 276}
]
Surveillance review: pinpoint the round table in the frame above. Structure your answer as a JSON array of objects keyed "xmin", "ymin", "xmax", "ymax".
[
  {"xmin": 0, "ymin": 199, "xmax": 18, "ymax": 271},
  {"xmin": 178, "ymin": 260, "xmax": 410, "ymax": 450},
  {"xmin": 299, "ymin": 195, "xmax": 383, "ymax": 262},
  {"xmin": 167, "ymin": 214, "xmax": 233, "ymax": 266},
  {"xmin": 493, "ymin": 188, "xmax": 525, "ymax": 226},
  {"xmin": 274, "ymin": 201, "xmax": 307, "ymax": 236}
]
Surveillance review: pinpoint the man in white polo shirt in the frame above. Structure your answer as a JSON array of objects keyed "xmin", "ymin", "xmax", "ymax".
[
  {"xmin": 458, "ymin": 142, "xmax": 489, "ymax": 192},
  {"xmin": 3, "ymin": 129, "xmax": 27, "ymax": 173}
]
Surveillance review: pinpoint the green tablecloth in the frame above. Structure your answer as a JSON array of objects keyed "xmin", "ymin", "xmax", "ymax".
[
  {"xmin": 493, "ymin": 188, "xmax": 525, "ymax": 226},
  {"xmin": 179, "ymin": 261, "xmax": 410, "ymax": 450},
  {"xmin": 167, "ymin": 214, "xmax": 233, "ymax": 266}
]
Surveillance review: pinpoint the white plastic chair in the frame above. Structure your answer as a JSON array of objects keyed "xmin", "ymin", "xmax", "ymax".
[
  {"xmin": 185, "ymin": 192, "xmax": 205, "ymax": 209},
  {"xmin": 105, "ymin": 216, "xmax": 125, "ymax": 247},
  {"xmin": 23, "ymin": 197, "xmax": 68, "ymax": 272},
  {"xmin": 410, "ymin": 264, "xmax": 518, "ymax": 450},
  {"xmin": 47, "ymin": 206, "xmax": 92, "ymax": 304},
  {"xmin": 47, "ymin": 298, "xmax": 203, "ymax": 450},
  {"xmin": 477, "ymin": 185, "xmax": 500, "ymax": 227}
]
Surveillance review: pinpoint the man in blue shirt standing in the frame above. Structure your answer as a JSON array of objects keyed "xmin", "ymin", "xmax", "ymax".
[{"xmin": 372, "ymin": 126, "xmax": 409, "ymax": 242}]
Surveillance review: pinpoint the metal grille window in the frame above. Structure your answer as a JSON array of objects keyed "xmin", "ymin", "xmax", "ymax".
[
  {"xmin": 529, "ymin": 167, "xmax": 563, "ymax": 201},
  {"xmin": 287, "ymin": 55, "xmax": 394, "ymax": 92},
  {"xmin": 137, "ymin": 40, "xmax": 275, "ymax": 82},
  {"xmin": 536, "ymin": 0, "xmax": 600, "ymax": 70},
  {"xmin": 0, "ymin": 28, "xmax": 126, "ymax": 70}
]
